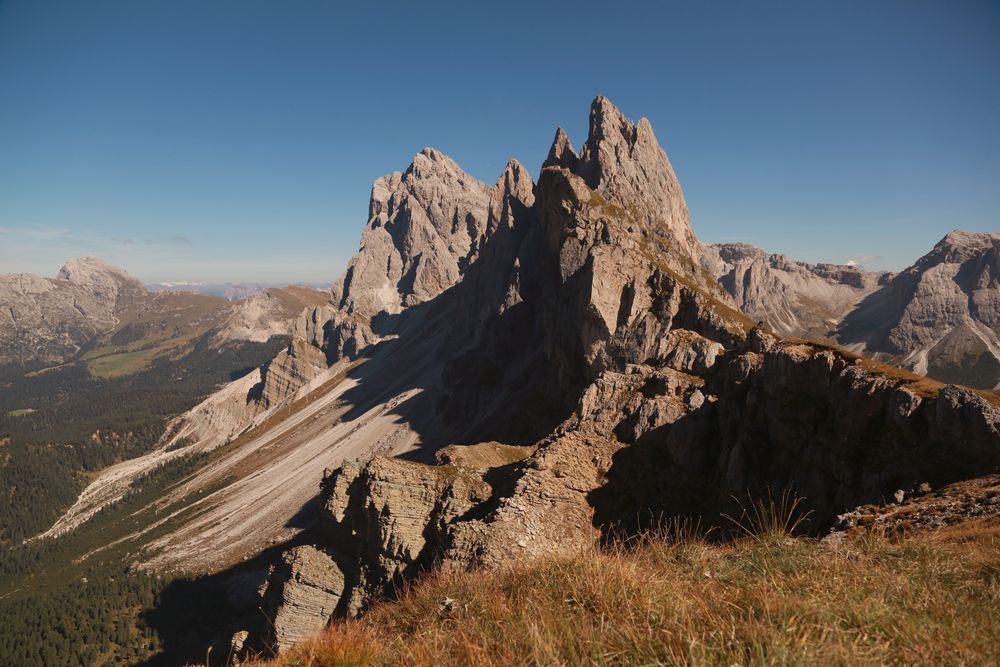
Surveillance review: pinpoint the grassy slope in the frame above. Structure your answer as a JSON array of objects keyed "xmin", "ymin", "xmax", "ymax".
[{"xmin": 264, "ymin": 521, "xmax": 1000, "ymax": 666}]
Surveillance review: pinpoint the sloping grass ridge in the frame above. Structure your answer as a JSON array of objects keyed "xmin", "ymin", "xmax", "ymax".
[{"xmin": 257, "ymin": 520, "xmax": 1000, "ymax": 667}]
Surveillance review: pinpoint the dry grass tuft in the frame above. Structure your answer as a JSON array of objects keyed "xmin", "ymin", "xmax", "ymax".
[{"xmin": 258, "ymin": 521, "xmax": 1000, "ymax": 667}]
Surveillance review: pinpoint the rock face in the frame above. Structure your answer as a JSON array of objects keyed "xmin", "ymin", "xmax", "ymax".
[
  {"xmin": 704, "ymin": 243, "xmax": 887, "ymax": 339},
  {"xmin": 257, "ymin": 338, "xmax": 330, "ymax": 409},
  {"xmin": 260, "ymin": 546, "xmax": 348, "ymax": 653},
  {"xmin": 330, "ymin": 148, "xmax": 493, "ymax": 320},
  {"xmin": 838, "ymin": 231, "xmax": 1000, "ymax": 389},
  {"xmin": 214, "ymin": 98, "xmax": 1000, "ymax": 658},
  {"xmin": 246, "ymin": 151, "xmax": 543, "ymax": 425},
  {"xmin": 707, "ymin": 233, "xmax": 1000, "ymax": 390},
  {"xmin": 543, "ymin": 96, "xmax": 707, "ymax": 285},
  {"xmin": 703, "ymin": 231, "xmax": 1000, "ymax": 389}
]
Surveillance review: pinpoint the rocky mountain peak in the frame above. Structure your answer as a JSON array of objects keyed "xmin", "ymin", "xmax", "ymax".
[
  {"xmin": 55, "ymin": 256, "xmax": 145, "ymax": 301},
  {"xmin": 57, "ymin": 255, "xmax": 140, "ymax": 286},
  {"xmin": 924, "ymin": 230, "xmax": 1000, "ymax": 266},
  {"xmin": 836, "ymin": 230, "xmax": 1000, "ymax": 387},
  {"xmin": 496, "ymin": 158, "xmax": 533, "ymax": 198},
  {"xmin": 1, "ymin": 257, "xmax": 149, "ymax": 365},
  {"xmin": 543, "ymin": 127, "xmax": 579, "ymax": 170},
  {"xmin": 408, "ymin": 147, "xmax": 465, "ymax": 181},
  {"xmin": 555, "ymin": 96, "xmax": 701, "ymax": 266},
  {"xmin": 331, "ymin": 148, "xmax": 493, "ymax": 319},
  {"xmin": 709, "ymin": 242, "xmax": 770, "ymax": 265}
]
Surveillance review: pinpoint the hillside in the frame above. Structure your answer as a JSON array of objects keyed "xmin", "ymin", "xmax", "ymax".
[
  {"xmin": 258, "ymin": 508, "xmax": 1000, "ymax": 666},
  {"xmin": 0, "ymin": 256, "xmax": 326, "ymax": 374},
  {"xmin": 0, "ymin": 264, "xmax": 326, "ymax": 545}
]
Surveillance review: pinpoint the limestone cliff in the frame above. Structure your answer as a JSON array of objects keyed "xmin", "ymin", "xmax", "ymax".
[{"xmin": 330, "ymin": 147, "xmax": 493, "ymax": 320}]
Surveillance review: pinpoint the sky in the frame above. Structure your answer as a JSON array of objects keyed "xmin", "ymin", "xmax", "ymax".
[{"xmin": 0, "ymin": 1, "xmax": 998, "ymax": 284}]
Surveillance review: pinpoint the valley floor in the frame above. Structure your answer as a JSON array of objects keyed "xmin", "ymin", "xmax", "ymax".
[{"xmin": 259, "ymin": 519, "xmax": 1000, "ymax": 666}]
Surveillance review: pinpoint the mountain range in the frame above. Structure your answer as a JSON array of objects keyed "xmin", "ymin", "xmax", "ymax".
[
  {"xmin": 1, "ymin": 97, "xmax": 997, "ymax": 664},
  {"xmin": 706, "ymin": 231, "xmax": 1000, "ymax": 390},
  {"xmin": 0, "ymin": 256, "xmax": 327, "ymax": 374}
]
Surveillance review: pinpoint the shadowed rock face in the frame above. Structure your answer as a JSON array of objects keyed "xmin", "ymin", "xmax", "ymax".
[{"xmin": 217, "ymin": 98, "xmax": 999, "ymax": 658}]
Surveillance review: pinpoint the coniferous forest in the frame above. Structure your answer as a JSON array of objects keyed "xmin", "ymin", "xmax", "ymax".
[{"xmin": 0, "ymin": 334, "xmax": 289, "ymax": 665}]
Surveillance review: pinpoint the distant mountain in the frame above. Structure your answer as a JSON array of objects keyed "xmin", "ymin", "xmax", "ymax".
[
  {"xmin": 148, "ymin": 281, "xmax": 329, "ymax": 300},
  {"xmin": 0, "ymin": 256, "xmax": 328, "ymax": 373},
  {"xmin": 0, "ymin": 256, "xmax": 146, "ymax": 367},
  {"xmin": 706, "ymin": 232, "xmax": 1000, "ymax": 390},
  {"xmin": 703, "ymin": 243, "xmax": 889, "ymax": 340},
  {"xmin": 838, "ymin": 231, "xmax": 1000, "ymax": 389}
]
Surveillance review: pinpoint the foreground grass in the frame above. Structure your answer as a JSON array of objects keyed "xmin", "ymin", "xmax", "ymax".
[{"xmin": 263, "ymin": 520, "xmax": 1000, "ymax": 666}]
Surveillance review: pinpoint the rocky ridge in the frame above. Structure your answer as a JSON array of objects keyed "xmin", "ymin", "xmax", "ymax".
[
  {"xmin": 227, "ymin": 98, "xmax": 1000, "ymax": 657},
  {"xmin": 703, "ymin": 243, "xmax": 888, "ymax": 339},
  {"xmin": 705, "ymin": 232, "xmax": 1000, "ymax": 390}
]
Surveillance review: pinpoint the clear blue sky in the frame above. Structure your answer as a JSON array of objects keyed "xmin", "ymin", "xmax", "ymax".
[{"xmin": 1, "ymin": 1, "xmax": 997, "ymax": 284}]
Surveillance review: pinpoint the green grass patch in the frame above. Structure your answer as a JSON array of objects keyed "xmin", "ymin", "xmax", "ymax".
[
  {"xmin": 86, "ymin": 347, "xmax": 165, "ymax": 378},
  {"xmin": 6, "ymin": 409, "xmax": 35, "ymax": 417}
]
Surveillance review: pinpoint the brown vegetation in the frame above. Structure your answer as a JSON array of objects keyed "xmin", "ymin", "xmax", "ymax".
[{"xmin": 254, "ymin": 517, "xmax": 1000, "ymax": 666}]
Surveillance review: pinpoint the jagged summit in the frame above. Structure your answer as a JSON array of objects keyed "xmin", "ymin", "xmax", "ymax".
[
  {"xmin": 331, "ymin": 147, "xmax": 493, "ymax": 319},
  {"xmin": 489, "ymin": 158, "xmax": 535, "ymax": 234},
  {"xmin": 922, "ymin": 230, "xmax": 1000, "ymax": 265},
  {"xmin": 544, "ymin": 96, "xmax": 700, "ymax": 265},
  {"xmin": 543, "ymin": 127, "xmax": 578, "ymax": 170}
]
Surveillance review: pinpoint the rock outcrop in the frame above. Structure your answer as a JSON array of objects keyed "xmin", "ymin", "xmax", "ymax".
[
  {"xmin": 260, "ymin": 546, "xmax": 348, "ymax": 653},
  {"xmin": 257, "ymin": 338, "xmax": 330, "ymax": 409},
  {"xmin": 826, "ymin": 473, "xmax": 1000, "ymax": 538}
]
